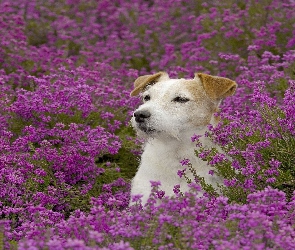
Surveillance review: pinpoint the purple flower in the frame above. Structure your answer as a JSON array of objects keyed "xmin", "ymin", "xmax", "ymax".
[
  {"xmin": 177, "ymin": 168, "xmax": 187, "ymax": 178},
  {"xmin": 1, "ymin": 0, "xmax": 295, "ymax": 248},
  {"xmin": 156, "ymin": 190, "xmax": 165, "ymax": 199},
  {"xmin": 269, "ymin": 158, "xmax": 281, "ymax": 168},
  {"xmin": 180, "ymin": 159, "xmax": 190, "ymax": 166},
  {"xmin": 173, "ymin": 184, "xmax": 181, "ymax": 194},
  {"xmin": 208, "ymin": 170, "xmax": 214, "ymax": 176},
  {"xmin": 150, "ymin": 181, "xmax": 161, "ymax": 187},
  {"xmin": 266, "ymin": 177, "xmax": 276, "ymax": 183},
  {"xmin": 130, "ymin": 194, "xmax": 143, "ymax": 203},
  {"xmin": 191, "ymin": 134, "xmax": 202, "ymax": 142}
]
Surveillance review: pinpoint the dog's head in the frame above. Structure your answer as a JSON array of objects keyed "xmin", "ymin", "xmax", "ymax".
[{"xmin": 130, "ymin": 72, "xmax": 237, "ymax": 140}]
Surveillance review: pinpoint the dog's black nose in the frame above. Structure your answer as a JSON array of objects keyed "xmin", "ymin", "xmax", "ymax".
[{"xmin": 134, "ymin": 110, "xmax": 151, "ymax": 123}]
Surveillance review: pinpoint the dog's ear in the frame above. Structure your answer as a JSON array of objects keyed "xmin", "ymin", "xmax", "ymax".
[
  {"xmin": 130, "ymin": 72, "xmax": 169, "ymax": 96},
  {"xmin": 195, "ymin": 73, "xmax": 237, "ymax": 101}
]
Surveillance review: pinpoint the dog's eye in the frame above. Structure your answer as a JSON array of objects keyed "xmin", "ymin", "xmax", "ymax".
[
  {"xmin": 173, "ymin": 96, "xmax": 190, "ymax": 103},
  {"xmin": 143, "ymin": 95, "xmax": 151, "ymax": 102}
]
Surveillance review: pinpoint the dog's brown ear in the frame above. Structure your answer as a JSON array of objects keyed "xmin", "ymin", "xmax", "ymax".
[
  {"xmin": 130, "ymin": 72, "xmax": 169, "ymax": 96},
  {"xmin": 195, "ymin": 73, "xmax": 237, "ymax": 101}
]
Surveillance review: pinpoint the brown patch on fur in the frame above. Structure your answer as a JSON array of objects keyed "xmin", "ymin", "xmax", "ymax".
[
  {"xmin": 182, "ymin": 79, "xmax": 209, "ymax": 102},
  {"xmin": 196, "ymin": 73, "xmax": 237, "ymax": 101},
  {"xmin": 130, "ymin": 72, "xmax": 168, "ymax": 96},
  {"xmin": 183, "ymin": 80, "xmax": 218, "ymax": 127}
]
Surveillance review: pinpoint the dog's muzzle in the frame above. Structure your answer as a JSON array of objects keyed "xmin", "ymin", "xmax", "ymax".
[
  {"xmin": 134, "ymin": 110, "xmax": 151, "ymax": 123},
  {"xmin": 133, "ymin": 110, "xmax": 155, "ymax": 133}
]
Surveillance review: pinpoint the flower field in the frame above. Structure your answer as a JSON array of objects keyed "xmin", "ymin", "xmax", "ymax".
[{"xmin": 1, "ymin": 0, "xmax": 295, "ymax": 249}]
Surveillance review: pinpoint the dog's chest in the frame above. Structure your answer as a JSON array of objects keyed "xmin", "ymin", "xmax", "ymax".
[
  {"xmin": 137, "ymin": 137, "xmax": 219, "ymax": 191},
  {"xmin": 139, "ymin": 140, "xmax": 196, "ymax": 181}
]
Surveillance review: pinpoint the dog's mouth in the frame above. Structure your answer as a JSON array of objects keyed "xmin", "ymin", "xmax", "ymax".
[{"xmin": 137, "ymin": 123, "xmax": 156, "ymax": 134}]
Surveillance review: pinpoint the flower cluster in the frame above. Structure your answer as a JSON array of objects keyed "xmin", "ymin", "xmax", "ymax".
[
  {"xmin": 16, "ymin": 186, "xmax": 295, "ymax": 249},
  {"xmin": 0, "ymin": 0, "xmax": 295, "ymax": 248}
]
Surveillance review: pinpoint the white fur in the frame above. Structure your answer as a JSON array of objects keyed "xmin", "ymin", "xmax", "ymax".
[{"xmin": 130, "ymin": 77, "xmax": 222, "ymax": 205}]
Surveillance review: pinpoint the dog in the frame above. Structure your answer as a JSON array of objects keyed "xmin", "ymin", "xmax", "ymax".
[{"xmin": 130, "ymin": 72, "xmax": 237, "ymax": 205}]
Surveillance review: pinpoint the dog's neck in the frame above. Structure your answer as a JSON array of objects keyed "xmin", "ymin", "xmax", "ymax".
[{"xmin": 145, "ymin": 126, "xmax": 211, "ymax": 156}]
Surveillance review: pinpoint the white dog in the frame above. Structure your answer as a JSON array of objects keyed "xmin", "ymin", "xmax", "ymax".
[{"xmin": 130, "ymin": 72, "xmax": 237, "ymax": 205}]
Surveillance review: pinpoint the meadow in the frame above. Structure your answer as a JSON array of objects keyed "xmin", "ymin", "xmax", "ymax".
[{"xmin": 1, "ymin": 0, "xmax": 295, "ymax": 249}]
